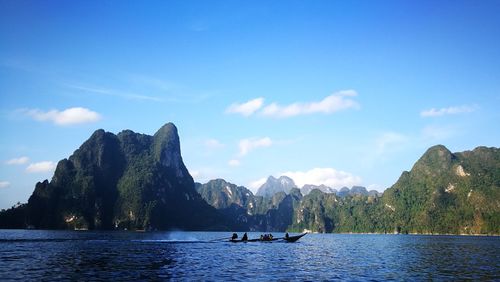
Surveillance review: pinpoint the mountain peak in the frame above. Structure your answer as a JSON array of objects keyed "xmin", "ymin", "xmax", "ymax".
[
  {"xmin": 22, "ymin": 122, "xmax": 214, "ymax": 230},
  {"xmin": 413, "ymin": 144, "xmax": 455, "ymax": 174},
  {"xmin": 153, "ymin": 123, "xmax": 184, "ymax": 174},
  {"xmin": 155, "ymin": 122, "xmax": 177, "ymax": 137},
  {"xmin": 256, "ymin": 175, "xmax": 297, "ymax": 197}
]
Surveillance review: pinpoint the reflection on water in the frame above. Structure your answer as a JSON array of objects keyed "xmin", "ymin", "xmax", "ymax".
[{"xmin": 0, "ymin": 230, "xmax": 498, "ymax": 281}]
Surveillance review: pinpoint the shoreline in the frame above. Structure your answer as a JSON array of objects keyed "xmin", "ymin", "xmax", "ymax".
[{"xmin": 0, "ymin": 228, "xmax": 498, "ymax": 237}]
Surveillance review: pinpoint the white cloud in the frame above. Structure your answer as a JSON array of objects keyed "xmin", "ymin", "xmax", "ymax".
[
  {"xmin": 0, "ymin": 181, "xmax": 10, "ymax": 188},
  {"xmin": 281, "ymin": 167, "xmax": 362, "ymax": 189},
  {"xmin": 420, "ymin": 105, "xmax": 477, "ymax": 117},
  {"xmin": 375, "ymin": 132, "xmax": 408, "ymax": 156},
  {"xmin": 26, "ymin": 161, "xmax": 57, "ymax": 173},
  {"xmin": 205, "ymin": 139, "xmax": 225, "ymax": 150},
  {"xmin": 6, "ymin": 156, "xmax": 29, "ymax": 165},
  {"xmin": 23, "ymin": 107, "xmax": 101, "ymax": 126},
  {"xmin": 228, "ymin": 159, "xmax": 240, "ymax": 167},
  {"xmin": 261, "ymin": 90, "xmax": 360, "ymax": 118},
  {"xmin": 248, "ymin": 177, "xmax": 267, "ymax": 190},
  {"xmin": 238, "ymin": 137, "xmax": 272, "ymax": 157},
  {"xmin": 226, "ymin": 98, "xmax": 264, "ymax": 116}
]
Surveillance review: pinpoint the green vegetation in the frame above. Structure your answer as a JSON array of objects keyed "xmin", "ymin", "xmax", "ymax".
[
  {"xmin": 0, "ymin": 121, "xmax": 498, "ymax": 236},
  {"xmin": 198, "ymin": 145, "xmax": 500, "ymax": 235},
  {"xmin": 19, "ymin": 123, "xmax": 222, "ymax": 230}
]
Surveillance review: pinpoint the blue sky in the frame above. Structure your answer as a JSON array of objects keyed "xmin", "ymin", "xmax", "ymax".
[{"xmin": 1, "ymin": 1, "xmax": 499, "ymax": 209}]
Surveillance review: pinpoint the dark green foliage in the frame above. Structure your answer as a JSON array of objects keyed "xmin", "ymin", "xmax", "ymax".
[
  {"xmin": 284, "ymin": 145, "xmax": 499, "ymax": 234},
  {"xmin": 382, "ymin": 145, "xmax": 500, "ymax": 234},
  {"xmin": 194, "ymin": 145, "xmax": 499, "ymax": 234},
  {"xmin": 18, "ymin": 123, "xmax": 222, "ymax": 230},
  {"xmin": 0, "ymin": 203, "xmax": 27, "ymax": 229},
  {"xmin": 1, "ymin": 129, "xmax": 498, "ymax": 235},
  {"xmin": 197, "ymin": 180, "xmax": 303, "ymax": 231}
]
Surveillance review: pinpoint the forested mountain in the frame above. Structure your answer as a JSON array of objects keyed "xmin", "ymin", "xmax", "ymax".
[
  {"xmin": 196, "ymin": 179, "xmax": 302, "ymax": 231},
  {"xmin": 381, "ymin": 145, "xmax": 500, "ymax": 234},
  {"xmin": 0, "ymin": 121, "xmax": 498, "ymax": 235},
  {"xmin": 288, "ymin": 145, "xmax": 499, "ymax": 234},
  {"xmin": 11, "ymin": 123, "xmax": 223, "ymax": 230}
]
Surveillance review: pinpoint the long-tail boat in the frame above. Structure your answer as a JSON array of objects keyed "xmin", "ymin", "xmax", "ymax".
[{"xmin": 229, "ymin": 233, "xmax": 307, "ymax": 243}]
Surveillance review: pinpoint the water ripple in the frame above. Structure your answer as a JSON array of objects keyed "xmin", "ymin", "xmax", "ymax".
[{"xmin": 0, "ymin": 231, "xmax": 498, "ymax": 281}]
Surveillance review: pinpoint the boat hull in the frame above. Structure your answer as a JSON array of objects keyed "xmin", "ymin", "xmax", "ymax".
[{"xmin": 229, "ymin": 233, "xmax": 307, "ymax": 243}]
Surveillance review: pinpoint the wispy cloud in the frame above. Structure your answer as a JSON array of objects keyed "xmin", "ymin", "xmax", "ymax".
[
  {"xmin": 375, "ymin": 132, "xmax": 408, "ymax": 156},
  {"xmin": 26, "ymin": 161, "xmax": 57, "ymax": 173},
  {"xmin": 6, "ymin": 156, "xmax": 29, "ymax": 165},
  {"xmin": 205, "ymin": 139, "xmax": 225, "ymax": 150},
  {"xmin": 261, "ymin": 90, "xmax": 360, "ymax": 118},
  {"xmin": 238, "ymin": 137, "xmax": 272, "ymax": 157},
  {"xmin": 420, "ymin": 105, "xmax": 477, "ymax": 117},
  {"xmin": 248, "ymin": 177, "xmax": 268, "ymax": 190},
  {"xmin": 226, "ymin": 98, "xmax": 264, "ymax": 117},
  {"xmin": 0, "ymin": 181, "xmax": 10, "ymax": 188},
  {"xmin": 228, "ymin": 159, "xmax": 241, "ymax": 167},
  {"xmin": 67, "ymin": 84, "xmax": 165, "ymax": 102},
  {"xmin": 21, "ymin": 107, "xmax": 101, "ymax": 126},
  {"xmin": 281, "ymin": 167, "xmax": 362, "ymax": 189}
]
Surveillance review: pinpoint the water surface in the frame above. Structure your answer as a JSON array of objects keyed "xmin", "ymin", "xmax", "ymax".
[{"xmin": 0, "ymin": 230, "xmax": 498, "ymax": 281}]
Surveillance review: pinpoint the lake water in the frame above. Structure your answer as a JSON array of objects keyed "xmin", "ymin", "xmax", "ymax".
[{"xmin": 0, "ymin": 230, "xmax": 498, "ymax": 281}]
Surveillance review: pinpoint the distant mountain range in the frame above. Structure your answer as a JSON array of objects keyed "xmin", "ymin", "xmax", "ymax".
[
  {"xmin": 0, "ymin": 123, "xmax": 498, "ymax": 234},
  {"xmin": 255, "ymin": 175, "xmax": 380, "ymax": 198},
  {"xmin": 255, "ymin": 176, "xmax": 297, "ymax": 197}
]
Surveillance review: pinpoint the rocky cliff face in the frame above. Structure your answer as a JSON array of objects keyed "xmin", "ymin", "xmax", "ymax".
[
  {"xmin": 26, "ymin": 123, "xmax": 220, "ymax": 230},
  {"xmin": 301, "ymin": 184, "xmax": 337, "ymax": 195},
  {"xmin": 196, "ymin": 179, "xmax": 303, "ymax": 231},
  {"xmin": 256, "ymin": 176, "xmax": 297, "ymax": 197}
]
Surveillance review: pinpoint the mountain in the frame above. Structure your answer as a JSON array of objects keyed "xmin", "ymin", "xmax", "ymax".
[
  {"xmin": 256, "ymin": 176, "xmax": 297, "ymax": 197},
  {"xmin": 301, "ymin": 184, "xmax": 337, "ymax": 195},
  {"xmin": 382, "ymin": 145, "xmax": 500, "ymax": 234},
  {"xmin": 195, "ymin": 179, "xmax": 255, "ymax": 211},
  {"xmin": 336, "ymin": 186, "xmax": 378, "ymax": 197},
  {"xmin": 1, "ymin": 129, "xmax": 498, "ymax": 235},
  {"xmin": 290, "ymin": 189, "xmax": 386, "ymax": 233},
  {"xmin": 336, "ymin": 187, "xmax": 351, "ymax": 197},
  {"xmin": 291, "ymin": 145, "xmax": 499, "ymax": 234},
  {"xmin": 25, "ymin": 123, "xmax": 222, "ymax": 230},
  {"xmin": 196, "ymin": 179, "xmax": 303, "ymax": 231}
]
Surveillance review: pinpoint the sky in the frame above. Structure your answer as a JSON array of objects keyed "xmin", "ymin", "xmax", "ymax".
[{"xmin": 1, "ymin": 0, "xmax": 499, "ymax": 209}]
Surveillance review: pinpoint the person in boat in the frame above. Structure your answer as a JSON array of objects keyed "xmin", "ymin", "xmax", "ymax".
[
  {"xmin": 285, "ymin": 232, "xmax": 289, "ymax": 239},
  {"xmin": 242, "ymin": 232, "xmax": 248, "ymax": 241},
  {"xmin": 261, "ymin": 234, "xmax": 273, "ymax": 241},
  {"xmin": 231, "ymin": 233, "xmax": 238, "ymax": 240}
]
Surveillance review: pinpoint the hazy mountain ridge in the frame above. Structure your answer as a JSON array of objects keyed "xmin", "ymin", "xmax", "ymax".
[
  {"xmin": 256, "ymin": 176, "xmax": 297, "ymax": 197},
  {"xmin": 195, "ymin": 179, "xmax": 302, "ymax": 231}
]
